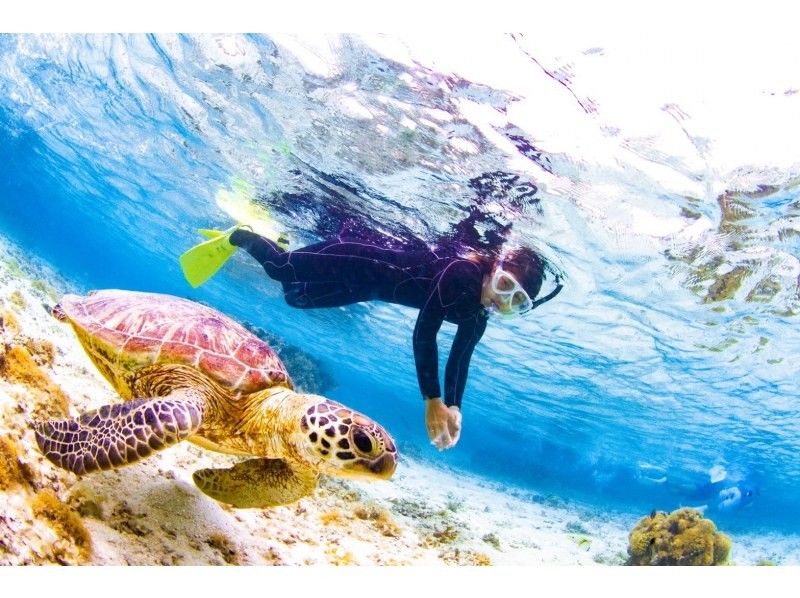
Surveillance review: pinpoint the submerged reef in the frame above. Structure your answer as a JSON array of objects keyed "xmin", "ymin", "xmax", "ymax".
[
  {"xmin": 668, "ymin": 186, "xmax": 800, "ymax": 313},
  {"xmin": 626, "ymin": 508, "xmax": 731, "ymax": 566}
]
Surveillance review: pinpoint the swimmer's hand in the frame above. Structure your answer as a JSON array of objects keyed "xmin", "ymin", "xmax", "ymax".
[{"xmin": 425, "ymin": 398, "xmax": 462, "ymax": 451}]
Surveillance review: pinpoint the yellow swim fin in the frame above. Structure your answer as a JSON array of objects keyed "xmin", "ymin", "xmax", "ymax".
[
  {"xmin": 215, "ymin": 182, "xmax": 291, "ymax": 249},
  {"xmin": 197, "ymin": 228, "xmax": 227, "ymax": 240},
  {"xmin": 179, "ymin": 226, "xmax": 239, "ymax": 288},
  {"xmin": 198, "ymin": 225, "xmax": 289, "ymax": 249}
]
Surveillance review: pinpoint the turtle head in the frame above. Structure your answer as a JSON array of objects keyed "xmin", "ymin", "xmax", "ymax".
[{"xmin": 299, "ymin": 398, "xmax": 397, "ymax": 480}]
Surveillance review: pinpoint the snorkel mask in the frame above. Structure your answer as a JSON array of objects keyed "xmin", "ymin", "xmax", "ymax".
[{"xmin": 489, "ymin": 266, "xmax": 564, "ymax": 317}]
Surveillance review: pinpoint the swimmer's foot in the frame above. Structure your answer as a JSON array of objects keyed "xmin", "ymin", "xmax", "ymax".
[{"xmin": 229, "ymin": 228, "xmax": 287, "ymax": 264}]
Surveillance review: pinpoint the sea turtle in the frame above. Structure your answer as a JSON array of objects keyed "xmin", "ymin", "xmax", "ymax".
[{"xmin": 32, "ymin": 289, "xmax": 397, "ymax": 507}]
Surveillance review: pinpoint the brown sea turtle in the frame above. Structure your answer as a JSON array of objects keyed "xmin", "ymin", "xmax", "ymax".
[{"xmin": 32, "ymin": 289, "xmax": 397, "ymax": 507}]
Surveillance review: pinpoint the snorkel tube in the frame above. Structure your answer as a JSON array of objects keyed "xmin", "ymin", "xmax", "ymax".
[{"xmin": 527, "ymin": 273, "xmax": 563, "ymax": 311}]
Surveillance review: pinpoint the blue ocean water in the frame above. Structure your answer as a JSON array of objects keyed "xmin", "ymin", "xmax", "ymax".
[{"xmin": 1, "ymin": 33, "xmax": 799, "ymax": 535}]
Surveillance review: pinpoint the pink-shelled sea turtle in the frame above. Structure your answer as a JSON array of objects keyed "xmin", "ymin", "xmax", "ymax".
[{"xmin": 33, "ymin": 289, "xmax": 397, "ymax": 507}]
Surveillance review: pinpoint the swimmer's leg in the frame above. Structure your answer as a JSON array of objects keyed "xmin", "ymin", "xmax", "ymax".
[
  {"xmin": 230, "ymin": 228, "xmax": 285, "ymax": 264},
  {"xmin": 231, "ymin": 229, "xmax": 402, "ymax": 286},
  {"xmin": 283, "ymin": 282, "xmax": 374, "ymax": 309},
  {"xmin": 230, "ymin": 228, "xmax": 295, "ymax": 281}
]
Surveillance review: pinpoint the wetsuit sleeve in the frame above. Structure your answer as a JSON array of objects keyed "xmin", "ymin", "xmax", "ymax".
[
  {"xmin": 413, "ymin": 305, "xmax": 445, "ymax": 401},
  {"xmin": 413, "ymin": 260, "xmax": 487, "ymax": 406},
  {"xmin": 439, "ymin": 260, "xmax": 487, "ymax": 408},
  {"xmin": 444, "ymin": 315, "xmax": 487, "ymax": 408}
]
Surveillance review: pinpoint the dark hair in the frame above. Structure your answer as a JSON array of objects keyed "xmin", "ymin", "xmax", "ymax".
[{"xmin": 500, "ymin": 246, "xmax": 545, "ymax": 299}]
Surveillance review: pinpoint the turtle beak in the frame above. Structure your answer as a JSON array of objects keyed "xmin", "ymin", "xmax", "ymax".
[
  {"xmin": 340, "ymin": 450, "xmax": 397, "ymax": 481},
  {"xmin": 367, "ymin": 451, "xmax": 397, "ymax": 479}
]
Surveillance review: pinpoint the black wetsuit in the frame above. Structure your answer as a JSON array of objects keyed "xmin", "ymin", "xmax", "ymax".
[{"xmin": 230, "ymin": 229, "xmax": 490, "ymax": 409}]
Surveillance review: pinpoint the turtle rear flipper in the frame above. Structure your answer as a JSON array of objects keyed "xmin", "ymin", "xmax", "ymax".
[
  {"xmin": 33, "ymin": 389, "xmax": 205, "ymax": 475},
  {"xmin": 193, "ymin": 458, "xmax": 318, "ymax": 508}
]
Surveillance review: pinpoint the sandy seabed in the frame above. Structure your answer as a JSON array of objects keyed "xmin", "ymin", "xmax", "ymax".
[{"xmin": 1, "ymin": 233, "xmax": 798, "ymax": 567}]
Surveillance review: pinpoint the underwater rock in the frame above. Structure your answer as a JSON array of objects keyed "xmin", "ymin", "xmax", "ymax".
[{"xmin": 626, "ymin": 507, "xmax": 731, "ymax": 566}]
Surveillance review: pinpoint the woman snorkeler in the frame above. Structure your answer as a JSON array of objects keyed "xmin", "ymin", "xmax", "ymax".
[
  {"xmin": 182, "ymin": 170, "xmax": 561, "ymax": 450},
  {"xmin": 183, "ymin": 222, "xmax": 562, "ymax": 451}
]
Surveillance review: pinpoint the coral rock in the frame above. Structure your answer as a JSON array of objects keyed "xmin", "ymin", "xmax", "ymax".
[{"xmin": 626, "ymin": 507, "xmax": 731, "ymax": 566}]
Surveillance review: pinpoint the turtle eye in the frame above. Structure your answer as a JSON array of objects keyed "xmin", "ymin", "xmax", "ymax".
[{"xmin": 352, "ymin": 429, "xmax": 374, "ymax": 454}]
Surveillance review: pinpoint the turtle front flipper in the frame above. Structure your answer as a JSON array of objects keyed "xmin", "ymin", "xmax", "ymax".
[
  {"xmin": 193, "ymin": 458, "xmax": 318, "ymax": 508},
  {"xmin": 33, "ymin": 389, "xmax": 205, "ymax": 475}
]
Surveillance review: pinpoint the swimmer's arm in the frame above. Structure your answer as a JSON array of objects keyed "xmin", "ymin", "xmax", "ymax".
[
  {"xmin": 425, "ymin": 316, "xmax": 485, "ymax": 451},
  {"xmin": 412, "ymin": 305, "xmax": 444, "ymax": 401},
  {"xmin": 444, "ymin": 315, "xmax": 488, "ymax": 408},
  {"xmin": 438, "ymin": 261, "xmax": 487, "ymax": 408},
  {"xmin": 415, "ymin": 307, "xmax": 468, "ymax": 450}
]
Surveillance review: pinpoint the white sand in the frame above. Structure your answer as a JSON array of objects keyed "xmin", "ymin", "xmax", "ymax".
[{"xmin": 1, "ymin": 232, "xmax": 797, "ymax": 566}]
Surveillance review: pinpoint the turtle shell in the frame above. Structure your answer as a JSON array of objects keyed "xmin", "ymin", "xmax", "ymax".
[{"xmin": 58, "ymin": 290, "xmax": 292, "ymax": 395}]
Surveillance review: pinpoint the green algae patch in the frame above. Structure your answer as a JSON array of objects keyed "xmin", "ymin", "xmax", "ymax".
[
  {"xmin": 30, "ymin": 279, "xmax": 58, "ymax": 302},
  {"xmin": 0, "ymin": 436, "xmax": 36, "ymax": 491},
  {"xmin": 2, "ymin": 258, "xmax": 24, "ymax": 278},
  {"xmin": 746, "ymin": 276, "xmax": 782, "ymax": 303},
  {"xmin": 680, "ymin": 206, "xmax": 702, "ymax": 220},
  {"xmin": 205, "ymin": 532, "xmax": 241, "ymax": 565},
  {"xmin": 8, "ymin": 290, "xmax": 26, "ymax": 309},
  {"xmin": 0, "ymin": 344, "xmax": 70, "ymax": 419},
  {"xmin": 353, "ymin": 503, "xmax": 402, "ymax": 538},
  {"xmin": 704, "ymin": 338, "xmax": 739, "ymax": 353},
  {"xmin": 704, "ymin": 266, "xmax": 749, "ymax": 303},
  {"xmin": 439, "ymin": 547, "xmax": 492, "ymax": 565},
  {"xmin": 482, "ymin": 532, "xmax": 501, "ymax": 550}
]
